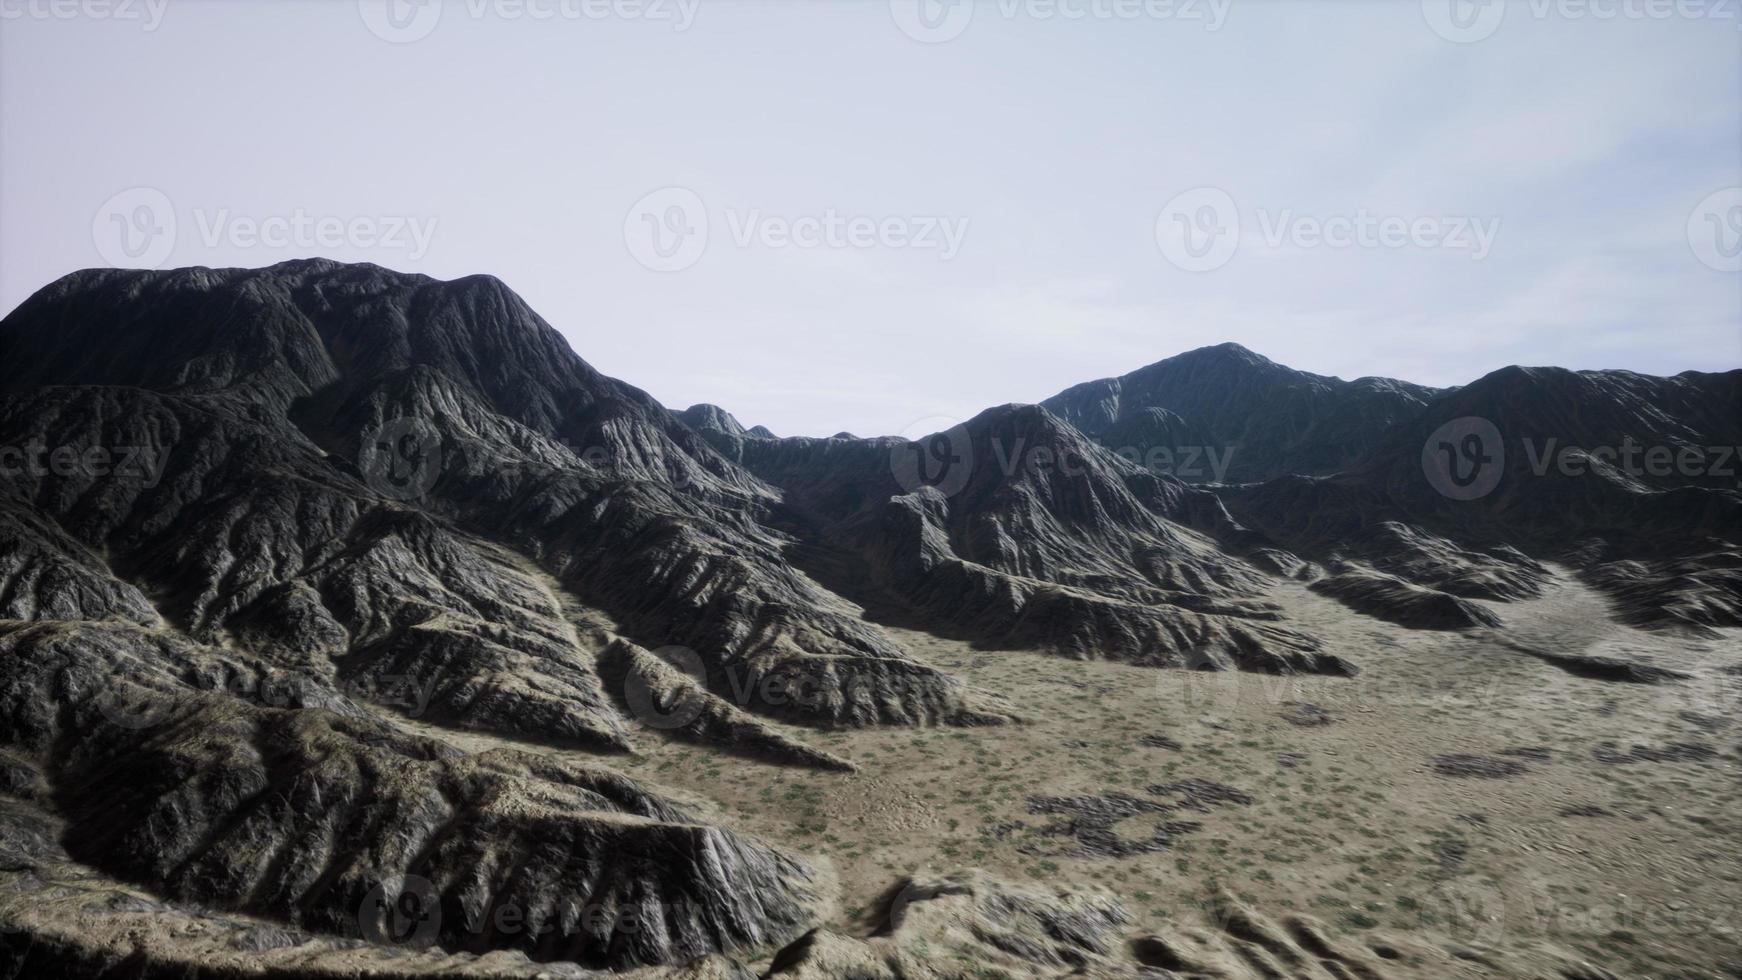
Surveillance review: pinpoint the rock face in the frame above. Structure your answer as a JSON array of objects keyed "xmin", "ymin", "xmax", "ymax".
[
  {"xmin": 0, "ymin": 619, "xmax": 819, "ymax": 970},
  {"xmin": 765, "ymin": 871, "xmax": 1134, "ymax": 978},
  {"xmin": 0, "ymin": 261, "xmax": 1002, "ymax": 733},
  {"xmin": 734, "ymin": 404, "xmax": 1354, "ymax": 676},
  {"xmin": 0, "ymin": 261, "xmax": 992, "ymax": 971},
  {"xmin": 1308, "ymin": 570, "xmax": 1503, "ymax": 630}
]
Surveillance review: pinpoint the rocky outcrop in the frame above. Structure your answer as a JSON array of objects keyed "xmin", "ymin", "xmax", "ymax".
[
  {"xmin": 0, "ymin": 621, "xmax": 819, "ymax": 971},
  {"xmin": 1581, "ymin": 550, "xmax": 1742, "ymax": 635},
  {"xmin": 1309, "ymin": 569, "xmax": 1503, "ymax": 630},
  {"xmin": 596, "ymin": 638, "xmax": 858, "ymax": 772},
  {"xmin": 766, "ymin": 871, "xmax": 1133, "ymax": 978}
]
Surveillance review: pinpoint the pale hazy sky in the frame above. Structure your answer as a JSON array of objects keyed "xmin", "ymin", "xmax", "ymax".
[{"xmin": 3, "ymin": 0, "xmax": 1739, "ymax": 437}]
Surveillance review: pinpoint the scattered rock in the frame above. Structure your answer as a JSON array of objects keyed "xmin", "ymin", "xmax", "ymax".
[
  {"xmin": 1678, "ymin": 711, "xmax": 1732, "ymax": 733},
  {"xmin": 1433, "ymin": 836, "xmax": 1470, "ymax": 875},
  {"xmin": 1496, "ymin": 639, "xmax": 1692, "ymax": 684},
  {"xmin": 1026, "ymin": 793, "xmax": 1202, "ymax": 857},
  {"xmin": 1592, "ymin": 741, "xmax": 1719, "ymax": 765},
  {"xmin": 767, "ymin": 870, "xmax": 1132, "ymax": 977},
  {"xmin": 1432, "ymin": 754, "xmax": 1529, "ymax": 778},
  {"xmin": 1279, "ymin": 701, "xmax": 1333, "ymax": 727},
  {"xmin": 1147, "ymin": 779, "xmax": 1256, "ymax": 810}
]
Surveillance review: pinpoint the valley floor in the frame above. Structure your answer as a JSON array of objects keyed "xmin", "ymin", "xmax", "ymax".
[{"xmin": 387, "ymin": 568, "xmax": 1742, "ymax": 977}]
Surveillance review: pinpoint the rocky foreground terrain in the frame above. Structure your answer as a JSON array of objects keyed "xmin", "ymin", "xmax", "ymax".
[{"xmin": 0, "ymin": 260, "xmax": 1736, "ymax": 978}]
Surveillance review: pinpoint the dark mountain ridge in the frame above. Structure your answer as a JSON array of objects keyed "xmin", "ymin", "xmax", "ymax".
[
  {"xmin": 1, "ymin": 259, "xmax": 1737, "ymax": 976},
  {"xmin": 1040, "ymin": 342, "xmax": 1441, "ymax": 483}
]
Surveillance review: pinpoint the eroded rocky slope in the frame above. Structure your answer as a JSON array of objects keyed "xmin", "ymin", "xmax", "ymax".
[
  {"xmin": 1, "ymin": 259, "xmax": 1736, "ymax": 977},
  {"xmin": 730, "ymin": 404, "xmax": 1354, "ymax": 676}
]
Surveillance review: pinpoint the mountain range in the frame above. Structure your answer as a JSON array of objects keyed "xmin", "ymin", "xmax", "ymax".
[{"xmin": 0, "ymin": 260, "xmax": 1736, "ymax": 977}]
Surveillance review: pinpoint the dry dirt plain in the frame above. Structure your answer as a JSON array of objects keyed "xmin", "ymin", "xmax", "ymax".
[{"xmin": 386, "ymin": 566, "xmax": 1741, "ymax": 977}]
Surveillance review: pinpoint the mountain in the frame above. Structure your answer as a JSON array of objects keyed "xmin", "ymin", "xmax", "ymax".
[
  {"xmin": 1215, "ymin": 363, "xmax": 1742, "ymax": 631},
  {"xmin": 0, "ymin": 262, "xmax": 1377, "ymax": 974},
  {"xmin": 1041, "ymin": 343, "xmax": 1439, "ymax": 484},
  {"xmin": 1031, "ymin": 341, "xmax": 1738, "ymax": 633},
  {"xmin": 731, "ymin": 405, "xmax": 1354, "ymax": 675},
  {"xmin": 2, "ymin": 260, "xmax": 1736, "ymax": 977},
  {"xmin": 0, "ymin": 261, "xmax": 1023, "ymax": 971}
]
